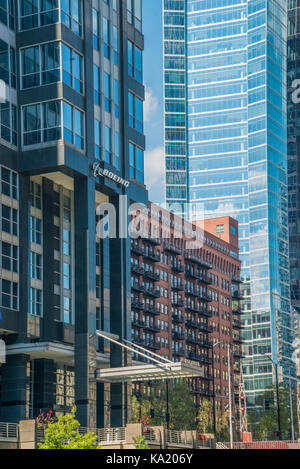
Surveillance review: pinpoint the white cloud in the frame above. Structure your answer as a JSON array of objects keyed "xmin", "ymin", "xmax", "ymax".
[
  {"xmin": 144, "ymin": 87, "xmax": 159, "ymax": 123},
  {"xmin": 144, "ymin": 146, "xmax": 165, "ymax": 204}
]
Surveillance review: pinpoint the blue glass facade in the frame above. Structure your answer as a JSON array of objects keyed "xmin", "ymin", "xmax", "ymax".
[{"xmin": 163, "ymin": 0, "xmax": 296, "ymax": 403}]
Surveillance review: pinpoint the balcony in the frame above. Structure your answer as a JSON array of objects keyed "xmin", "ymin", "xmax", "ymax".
[
  {"xmin": 172, "ymin": 331, "xmax": 185, "ymax": 341},
  {"xmin": 232, "ymin": 319, "xmax": 242, "ymax": 329},
  {"xmin": 143, "ymin": 251, "xmax": 160, "ymax": 262},
  {"xmin": 172, "ymin": 283, "xmax": 184, "ymax": 292},
  {"xmin": 145, "ymin": 236, "xmax": 161, "ymax": 246},
  {"xmin": 198, "ymin": 292, "xmax": 212, "ymax": 302},
  {"xmin": 144, "ymin": 270, "xmax": 160, "ymax": 282},
  {"xmin": 147, "ymin": 341, "xmax": 161, "ymax": 351},
  {"xmin": 184, "ymin": 252, "xmax": 212, "ymax": 269},
  {"xmin": 233, "ymin": 308, "xmax": 242, "ymax": 315},
  {"xmin": 197, "ymin": 323, "xmax": 213, "ymax": 333},
  {"xmin": 186, "ymin": 335, "xmax": 198, "ymax": 345},
  {"xmin": 172, "ymin": 349, "xmax": 184, "ymax": 357},
  {"xmin": 144, "ymin": 306, "xmax": 160, "ymax": 316},
  {"xmin": 184, "ymin": 288, "xmax": 198, "ymax": 297},
  {"xmin": 132, "ymin": 283, "xmax": 145, "ymax": 293},
  {"xmin": 144, "ymin": 323, "xmax": 160, "ymax": 333},
  {"xmin": 132, "ymin": 319, "xmax": 145, "ymax": 328},
  {"xmin": 131, "ymin": 264, "xmax": 144, "ymax": 276},
  {"xmin": 233, "ymin": 335, "xmax": 242, "ymax": 344},
  {"xmin": 144, "ymin": 288, "xmax": 160, "ymax": 298},
  {"xmin": 172, "ymin": 264, "xmax": 184, "ymax": 273},
  {"xmin": 131, "ymin": 244, "xmax": 143, "ymax": 256},
  {"xmin": 200, "ymin": 276, "xmax": 212, "ymax": 285},
  {"xmin": 172, "ymin": 314, "xmax": 184, "ymax": 324},
  {"xmin": 233, "ymin": 349, "xmax": 244, "ymax": 359},
  {"xmin": 198, "ymin": 308, "xmax": 212, "ymax": 318},
  {"xmin": 232, "ymin": 276, "xmax": 242, "ymax": 284},
  {"xmin": 187, "ymin": 352, "xmax": 212, "ymax": 364},
  {"xmin": 131, "ymin": 300, "xmax": 144, "ymax": 310},
  {"xmin": 164, "ymin": 241, "xmax": 182, "ymax": 255},
  {"xmin": 171, "ymin": 298, "xmax": 184, "ymax": 307},
  {"xmin": 185, "ymin": 319, "xmax": 198, "ymax": 329},
  {"xmin": 199, "ymin": 340, "xmax": 213, "ymax": 349},
  {"xmin": 232, "ymin": 291, "xmax": 243, "ymax": 301}
]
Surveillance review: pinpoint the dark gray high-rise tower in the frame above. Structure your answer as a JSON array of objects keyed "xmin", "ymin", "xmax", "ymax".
[{"xmin": 0, "ymin": 0, "xmax": 147, "ymax": 427}]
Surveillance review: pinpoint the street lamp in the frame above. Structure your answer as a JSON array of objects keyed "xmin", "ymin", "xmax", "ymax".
[{"xmin": 262, "ymin": 354, "xmax": 282, "ymax": 440}]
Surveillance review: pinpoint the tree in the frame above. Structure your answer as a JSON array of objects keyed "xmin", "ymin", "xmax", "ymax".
[
  {"xmin": 197, "ymin": 398, "xmax": 212, "ymax": 433},
  {"xmin": 38, "ymin": 407, "xmax": 101, "ymax": 450},
  {"xmin": 248, "ymin": 384, "xmax": 299, "ymax": 441},
  {"xmin": 133, "ymin": 435, "xmax": 149, "ymax": 449}
]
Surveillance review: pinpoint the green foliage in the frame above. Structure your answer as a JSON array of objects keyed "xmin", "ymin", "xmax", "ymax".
[
  {"xmin": 248, "ymin": 385, "xmax": 299, "ymax": 441},
  {"xmin": 132, "ymin": 380, "xmax": 197, "ymax": 431},
  {"xmin": 196, "ymin": 398, "xmax": 229, "ymax": 441},
  {"xmin": 133, "ymin": 435, "xmax": 149, "ymax": 449},
  {"xmin": 38, "ymin": 407, "xmax": 101, "ymax": 450},
  {"xmin": 197, "ymin": 398, "xmax": 212, "ymax": 433}
]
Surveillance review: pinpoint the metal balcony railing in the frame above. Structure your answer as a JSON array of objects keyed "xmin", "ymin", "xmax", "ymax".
[
  {"xmin": 37, "ymin": 425, "xmax": 126, "ymax": 445},
  {"xmin": 0, "ymin": 422, "xmax": 18, "ymax": 441}
]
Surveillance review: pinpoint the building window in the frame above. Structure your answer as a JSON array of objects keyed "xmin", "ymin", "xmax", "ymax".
[
  {"xmin": 94, "ymin": 65, "xmax": 101, "ymax": 105},
  {"xmin": 128, "ymin": 91, "xmax": 143, "ymax": 133},
  {"xmin": 22, "ymin": 100, "xmax": 85, "ymax": 150},
  {"xmin": 1, "ymin": 204, "xmax": 18, "ymax": 235},
  {"xmin": 94, "ymin": 119, "xmax": 101, "ymax": 159},
  {"xmin": 19, "ymin": 0, "xmax": 83, "ymax": 36},
  {"xmin": 104, "ymin": 72, "xmax": 111, "ymax": 112},
  {"xmin": 2, "ymin": 280, "xmax": 18, "ymax": 310},
  {"xmin": 0, "ymin": 0, "xmax": 14, "ymax": 29},
  {"xmin": 30, "ymin": 287, "xmax": 42, "ymax": 316},
  {"xmin": 114, "ymin": 79, "xmax": 119, "ymax": 117},
  {"xmin": 216, "ymin": 224, "xmax": 225, "ymax": 234},
  {"xmin": 0, "ymin": 102, "xmax": 17, "ymax": 146},
  {"xmin": 105, "ymin": 126, "xmax": 111, "ymax": 164},
  {"xmin": 1, "ymin": 166, "xmax": 18, "ymax": 199},
  {"xmin": 1, "ymin": 242, "xmax": 18, "ymax": 273},
  {"xmin": 19, "ymin": 0, "xmax": 59, "ymax": 31},
  {"xmin": 22, "ymin": 100, "xmax": 61, "ymax": 145},
  {"xmin": 0, "ymin": 40, "xmax": 16, "ymax": 88},
  {"xmin": 103, "ymin": 17, "xmax": 110, "ymax": 59},
  {"xmin": 30, "ymin": 251, "xmax": 43, "ymax": 280},
  {"xmin": 113, "ymin": 25, "xmax": 118, "ymax": 65},
  {"xmin": 30, "ymin": 181, "xmax": 42, "ymax": 209},
  {"xmin": 127, "ymin": 0, "xmax": 142, "ymax": 32},
  {"xmin": 61, "ymin": 44, "xmax": 83, "ymax": 93},
  {"xmin": 129, "ymin": 142, "xmax": 144, "ymax": 184},
  {"xmin": 93, "ymin": 8, "xmax": 99, "ymax": 50},
  {"xmin": 128, "ymin": 41, "xmax": 142, "ymax": 83},
  {"xmin": 21, "ymin": 42, "xmax": 83, "ymax": 93},
  {"xmin": 30, "ymin": 216, "xmax": 42, "ymax": 244}
]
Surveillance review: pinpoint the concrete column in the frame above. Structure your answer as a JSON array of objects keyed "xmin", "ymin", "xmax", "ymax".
[
  {"xmin": 74, "ymin": 175, "xmax": 97, "ymax": 429},
  {"xmin": 19, "ymin": 420, "xmax": 36, "ymax": 450},
  {"xmin": 0, "ymin": 354, "xmax": 30, "ymax": 422}
]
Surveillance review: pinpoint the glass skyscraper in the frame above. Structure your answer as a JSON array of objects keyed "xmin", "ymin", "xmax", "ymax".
[{"xmin": 163, "ymin": 0, "xmax": 296, "ymax": 404}]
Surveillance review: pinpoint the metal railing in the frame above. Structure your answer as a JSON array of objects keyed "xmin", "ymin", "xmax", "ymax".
[
  {"xmin": 166, "ymin": 430, "xmax": 194, "ymax": 447},
  {"xmin": 0, "ymin": 422, "xmax": 18, "ymax": 441},
  {"xmin": 36, "ymin": 425, "xmax": 126, "ymax": 445}
]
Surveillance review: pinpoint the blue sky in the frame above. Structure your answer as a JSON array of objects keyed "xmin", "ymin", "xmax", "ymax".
[{"xmin": 142, "ymin": 1, "xmax": 165, "ymax": 204}]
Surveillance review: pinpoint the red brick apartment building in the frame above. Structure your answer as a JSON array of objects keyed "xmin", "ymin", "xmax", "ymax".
[{"xmin": 130, "ymin": 203, "xmax": 242, "ymax": 415}]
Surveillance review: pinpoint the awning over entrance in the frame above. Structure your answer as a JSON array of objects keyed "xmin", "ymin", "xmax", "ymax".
[
  {"xmin": 95, "ymin": 330, "xmax": 204, "ymax": 383},
  {"xmin": 96, "ymin": 361, "xmax": 204, "ymax": 383}
]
